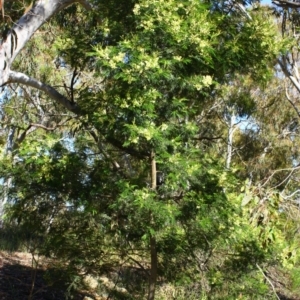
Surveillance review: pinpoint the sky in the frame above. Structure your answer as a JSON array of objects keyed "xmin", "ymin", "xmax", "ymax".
[{"xmin": 261, "ymin": 0, "xmax": 272, "ymax": 4}]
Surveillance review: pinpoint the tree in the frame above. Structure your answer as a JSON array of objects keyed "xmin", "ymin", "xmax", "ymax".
[{"xmin": 0, "ymin": 1, "xmax": 295, "ymax": 299}]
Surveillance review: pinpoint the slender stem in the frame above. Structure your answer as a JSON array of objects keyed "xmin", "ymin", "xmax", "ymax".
[
  {"xmin": 28, "ymin": 252, "xmax": 39, "ymax": 300},
  {"xmin": 256, "ymin": 264, "xmax": 280, "ymax": 300},
  {"xmin": 226, "ymin": 111, "xmax": 237, "ymax": 169},
  {"xmin": 148, "ymin": 150, "xmax": 157, "ymax": 300},
  {"xmin": 148, "ymin": 236, "xmax": 157, "ymax": 300}
]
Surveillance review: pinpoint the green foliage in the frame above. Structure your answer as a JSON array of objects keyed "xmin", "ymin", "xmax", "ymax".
[{"xmin": 0, "ymin": 1, "xmax": 298, "ymax": 299}]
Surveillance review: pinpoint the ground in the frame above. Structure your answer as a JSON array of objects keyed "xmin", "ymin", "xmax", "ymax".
[
  {"xmin": 0, "ymin": 251, "xmax": 299, "ymax": 300},
  {"xmin": 0, "ymin": 251, "xmax": 100, "ymax": 300}
]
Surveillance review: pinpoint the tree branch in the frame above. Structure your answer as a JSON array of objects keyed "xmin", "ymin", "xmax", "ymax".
[
  {"xmin": 8, "ymin": 70, "xmax": 80, "ymax": 114},
  {"xmin": 29, "ymin": 123, "xmax": 59, "ymax": 131},
  {"xmin": 256, "ymin": 264, "xmax": 280, "ymax": 300},
  {"xmin": 77, "ymin": 0, "xmax": 93, "ymax": 10},
  {"xmin": 272, "ymin": 0, "xmax": 300, "ymax": 8},
  {"xmin": 0, "ymin": 0, "xmax": 92, "ymax": 85},
  {"xmin": 278, "ymin": 59, "xmax": 300, "ymax": 94},
  {"xmin": 106, "ymin": 136, "xmax": 149, "ymax": 159},
  {"xmin": 88, "ymin": 129, "xmax": 122, "ymax": 171},
  {"xmin": 285, "ymin": 87, "xmax": 300, "ymax": 118}
]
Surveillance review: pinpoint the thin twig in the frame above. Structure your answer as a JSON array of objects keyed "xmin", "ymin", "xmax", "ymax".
[
  {"xmin": 261, "ymin": 165, "xmax": 300, "ymax": 188},
  {"xmin": 128, "ymin": 256, "xmax": 150, "ymax": 276},
  {"xmin": 285, "ymin": 88, "xmax": 300, "ymax": 118},
  {"xmin": 256, "ymin": 264, "xmax": 280, "ymax": 300}
]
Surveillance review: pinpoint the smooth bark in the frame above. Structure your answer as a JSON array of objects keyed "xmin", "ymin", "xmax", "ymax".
[
  {"xmin": 272, "ymin": 0, "xmax": 300, "ymax": 8},
  {"xmin": 8, "ymin": 71, "xmax": 80, "ymax": 113},
  {"xmin": 0, "ymin": 0, "xmax": 91, "ymax": 109},
  {"xmin": 0, "ymin": 0, "xmax": 91, "ymax": 218},
  {"xmin": 226, "ymin": 111, "xmax": 237, "ymax": 169}
]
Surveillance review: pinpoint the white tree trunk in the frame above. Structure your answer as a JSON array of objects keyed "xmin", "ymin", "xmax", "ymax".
[
  {"xmin": 0, "ymin": 0, "xmax": 91, "ymax": 110},
  {"xmin": 0, "ymin": 126, "xmax": 15, "ymax": 224},
  {"xmin": 226, "ymin": 111, "xmax": 237, "ymax": 169},
  {"xmin": 0, "ymin": 0, "xmax": 93, "ymax": 219}
]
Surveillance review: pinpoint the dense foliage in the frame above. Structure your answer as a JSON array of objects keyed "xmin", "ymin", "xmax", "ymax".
[{"xmin": 1, "ymin": 0, "xmax": 300, "ymax": 299}]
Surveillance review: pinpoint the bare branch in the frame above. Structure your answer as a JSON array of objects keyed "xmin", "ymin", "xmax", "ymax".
[
  {"xmin": 280, "ymin": 189, "xmax": 300, "ymax": 200},
  {"xmin": 285, "ymin": 87, "xmax": 300, "ymax": 118},
  {"xmin": 272, "ymin": 0, "xmax": 300, "ymax": 8},
  {"xmin": 29, "ymin": 123, "xmax": 58, "ymax": 131},
  {"xmin": 261, "ymin": 165, "xmax": 300, "ymax": 188},
  {"xmin": 235, "ymin": 2, "xmax": 252, "ymax": 20},
  {"xmin": 278, "ymin": 59, "xmax": 300, "ymax": 94},
  {"xmin": 15, "ymin": 125, "xmax": 37, "ymax": 147},
  {"xmin": 88, "ymin": 129, "xmax": 122, "ymax": 171},
  {"xmin": 70, "ymin": 68, "xmax": 79, "ymax": 103},
  {"xmin": 256, "ymin": 264, "xmax": 280, "ymax": 300},
  {"xmin": 8, "ymin": 71, "xmax": 80, "ymax": 114}
]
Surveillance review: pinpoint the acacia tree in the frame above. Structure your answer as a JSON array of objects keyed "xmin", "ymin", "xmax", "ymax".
[{"xmin": 0, "ymin": 0, "xmax": 294, "ymax": 299}]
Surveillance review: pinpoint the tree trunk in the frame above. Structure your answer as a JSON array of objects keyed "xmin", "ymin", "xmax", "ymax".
[
  {"xmin": 0, "ymin": 0, "xmax": 88, "ymax": 83},
  {"xmin": 148, "ymin": 150, "xmax": 157, "ymax": 300},
  {"xmin": 226, "ymin": 111, "xmax": 236, "ymax": 169},
  {"xmin": 148, "ymin": 236, "xmax": 158, "ymax": 300},
  {"xmin": 0, "ymin": 126, "xmax": 15, "ymax": 224}
]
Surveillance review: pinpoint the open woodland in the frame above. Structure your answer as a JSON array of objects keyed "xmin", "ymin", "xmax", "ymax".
[{"xmin": 1, "ymin": 0, "xmax": 300, "ymax": 299}]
